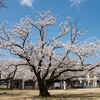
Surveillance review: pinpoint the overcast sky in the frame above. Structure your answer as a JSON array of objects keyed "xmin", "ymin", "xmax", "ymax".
[{"xmin": 0, "ymin": 0, "xmax": 100, "ymax": 64}]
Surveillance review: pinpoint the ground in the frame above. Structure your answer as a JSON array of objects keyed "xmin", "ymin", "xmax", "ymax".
[{"xmin": 0, "ymin": 88, "xmax": 100, "ymax": 100}]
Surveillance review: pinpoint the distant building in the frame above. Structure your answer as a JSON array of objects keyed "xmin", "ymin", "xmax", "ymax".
[
  {"xmin": 78, "ymin": 74, "xmax": 100, "ymax": 88},
  {"xmin": 0, "ymin": 69, "xmax": 100, "ymax": 90},
  {"xmin": 8, "ymin": 79, "xmax": 38, "ymax": 89}
]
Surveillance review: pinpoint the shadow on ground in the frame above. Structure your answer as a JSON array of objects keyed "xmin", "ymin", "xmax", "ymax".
[
  {"xmin": 27, "ymin": 93, "xmax": 100, "ymax": 100},
  {"xmin": 51, "ymin": 93, "xmax": 100, "ymax": 100},
  {"xmin": 1, "ymin": 92, "xmax": 100, "ymax": 100}
]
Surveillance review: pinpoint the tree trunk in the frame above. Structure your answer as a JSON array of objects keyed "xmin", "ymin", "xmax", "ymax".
[{"xmin": 38, "ymin": 81, "xmax": 50, "ymax": 97}]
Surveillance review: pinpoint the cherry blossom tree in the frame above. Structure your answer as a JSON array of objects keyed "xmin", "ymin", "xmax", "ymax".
[
  {"xmin": 0, "ymin": 10, "xmax": 100, "ymax": 97},
  {"xmin": 90, "ymin": 61, "xmax": 100, "ymax": 77},
  {"xmin": 0, "ymin": 58, "xmax": 18, "ymax": 89},
  {"xmin": 0, "ymin": 58, "xmax": 35, "ymax": 89}
]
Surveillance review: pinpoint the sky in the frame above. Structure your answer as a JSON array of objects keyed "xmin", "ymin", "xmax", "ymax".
[{"xmin": 0, "ymin": 0, "xmax": 100, "ymax": 64}]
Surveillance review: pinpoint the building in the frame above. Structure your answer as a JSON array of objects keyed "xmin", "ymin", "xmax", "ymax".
[
  {"xmin": 78, "ymin": 74, "xmax": 100, "ymax": 88},
  {"xmin": 0, "ymin": 70, "xmax": 100, "ymax": 90},
  {"xmin": 7, "ymin": 79, "xmax": 38, "ymax": 89}
]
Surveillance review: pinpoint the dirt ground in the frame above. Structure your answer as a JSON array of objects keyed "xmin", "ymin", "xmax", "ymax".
[{"xmin": 0, "ymin": 88, "xmax": 100, "ymax": 100}]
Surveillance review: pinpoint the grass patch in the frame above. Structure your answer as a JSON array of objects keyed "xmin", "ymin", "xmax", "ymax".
[
  {"xmin": 0, "ymin": 88, "xmax": 100, "ymax": 100},
  {"xmin": 0, "ymin": 87, "xmax": 7, "ymax": 90},
  {"xmin": 51, "ymin": 93, "xmax": 100, "ymax": 100}
]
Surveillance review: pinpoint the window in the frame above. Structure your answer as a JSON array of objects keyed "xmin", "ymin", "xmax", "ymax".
[{"xmin": 24, "ymin": 81, "xmax": 33, "ymax": 86}]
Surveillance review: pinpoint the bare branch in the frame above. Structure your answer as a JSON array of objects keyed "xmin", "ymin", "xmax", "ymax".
[{"xmin": 0, "ymin": 0, "xmax": 7, "ymax": 9}]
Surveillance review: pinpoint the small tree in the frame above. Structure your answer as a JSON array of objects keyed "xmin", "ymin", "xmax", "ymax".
[{"xmin": 0, "ymin": 10, "xmax": 100, "ymax": 97}]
